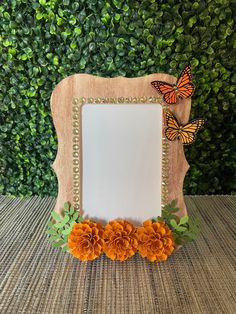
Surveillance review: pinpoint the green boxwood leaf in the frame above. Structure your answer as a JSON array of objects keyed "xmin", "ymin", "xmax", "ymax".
[{"xmin": 0, "ymin": 2, "xmax": 234, "ymax": 199}]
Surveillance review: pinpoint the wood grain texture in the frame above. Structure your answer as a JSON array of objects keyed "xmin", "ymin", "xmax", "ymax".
[{"xmin": 50, "ymin": 73, "xmax": 191, "ymax": 217}]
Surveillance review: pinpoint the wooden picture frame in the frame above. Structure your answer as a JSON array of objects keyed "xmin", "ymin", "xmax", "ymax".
[{"xmin": 50, "ymin": 74, "xmax": 191, "ymax": 221}]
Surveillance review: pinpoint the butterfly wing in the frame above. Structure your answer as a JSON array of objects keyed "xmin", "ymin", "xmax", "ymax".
[
  {"xmin": 151, "ymin": 81, "xmax": 177, "ymax": 104},
  {"xmin": 163, "ymin": 90, "xmax": 177, "ymax": 104},
  {"xmin": 177, "ymin": 83, "xmax": 195, "ymax": 98},
  {"xmin": 176, "ymin": 65, "xmax": 195, "ymax": 98},
  {"xmin": 177, "ymin": 65, "xmax": 192, "ymax": 88},
  {"xmin": 151, "ymin": 65, "xmax": 195, "ymax": 104},
  {"xmin": 179, "ymin": 119, "xmax": 205, "ymax": 145},
  {"xmin": 165, "ymin": 110, "xmax": 205, "ymax": 145},
  {"xmin": 164, "ymin": 110, "xmax": 180, "ymax": 141},
  {"xmin": 151, "ymin": 81, "xmax": 174, "ymax": 95}
]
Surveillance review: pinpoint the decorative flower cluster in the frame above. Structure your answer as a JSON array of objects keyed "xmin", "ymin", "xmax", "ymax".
[
  {"xmin": 68, "ymin": 219, "xmax": 175, "ymax": 262},
  {"xmin": 47, "ymin": 201, "xmax": 200, "ymax": 262}
]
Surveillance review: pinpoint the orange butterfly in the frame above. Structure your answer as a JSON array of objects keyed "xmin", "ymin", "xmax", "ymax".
[
  {"xmin": 165, "ymin": 110, "xmax": 205, "ymax": 145},
  {"xmin": 151, "ymin": 65, "xmax": 195, "ymax": 104}
]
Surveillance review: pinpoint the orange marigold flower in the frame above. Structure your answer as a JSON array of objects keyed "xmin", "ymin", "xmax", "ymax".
[
  {"xmin": 68, "ymin": 220, "xmax": 104, "ymax": 261},
  {"xmin": 136, "ymin": 220, "xmax": 175, "ymax": 262},
  {"xmin": 103, "ymin": 220, "xmax": 138, "ymax": 261}
]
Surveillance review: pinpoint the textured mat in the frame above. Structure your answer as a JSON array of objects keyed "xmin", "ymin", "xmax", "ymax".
[{"xmin": 0, "ymin": 195, "xmax": 236, "ymax": 314}]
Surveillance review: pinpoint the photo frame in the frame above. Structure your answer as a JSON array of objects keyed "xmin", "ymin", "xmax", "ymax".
[{"xmin": 50, "ymin": 73, "xmax": 191, "ymax": 220}]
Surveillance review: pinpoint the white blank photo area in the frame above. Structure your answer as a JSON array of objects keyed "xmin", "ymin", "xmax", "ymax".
[{"xmin": 82, "ymin": 104, "xmax": 163, "ymax": 224}]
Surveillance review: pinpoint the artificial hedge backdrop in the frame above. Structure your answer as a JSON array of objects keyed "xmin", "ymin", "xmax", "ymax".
[{"xmin": 0, "ymin": 0, "xmax": 235, "ymax": 196}]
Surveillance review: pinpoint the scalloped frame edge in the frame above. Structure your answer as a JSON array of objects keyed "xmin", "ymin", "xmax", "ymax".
[{"xmin": 50, "ymin": 73, "xmax": 191, "ymax": 219}]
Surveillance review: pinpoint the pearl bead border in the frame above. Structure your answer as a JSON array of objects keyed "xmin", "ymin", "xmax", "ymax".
[{"xmin": 72, "ymin": 96, "xmax": 169, "ymax": 212}]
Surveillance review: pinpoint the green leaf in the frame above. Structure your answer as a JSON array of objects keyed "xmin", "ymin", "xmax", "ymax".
[
  {"xmin": 170, "ymin": 199, "xmax": 177, "ymax": 208},
  {"xmin": 72, "ymin": 211, "xmax": 79, "ymax": 221},
  {"xmin": 54, "ymin": 215, "xmax": 70, "ymax": 228},
  {"xmin": 48, "ymin": 234, "xmax": 61, "ymax": 242},
  {"xmin": 74, "ymin": 27, "xmax": 82, "ymax": 35},
  {"xmin": 162, "ymin": 200, "xmax": 179, "ymax": 214},
  {"xmin": 176, "ymin": 226, "xmax": 187, "ymax": 232},
  {"xmin": 61, "ymin": 245, "xmax": 69, "ymax": 252},
  {"xmin": 46, "ymin": 229, "xmax": 56, "ymax": 235},
  {"xmin": 51, "ymin": 211, "xmax": 62, "ymax": 221},
  {"xmin": 64, "ymin": 202, "xmax": 70, "ymax": 210},
  {"xmin": 179, "ymin": 216, "xmax": 189, "ymax": 225},
  {"xmin": 114, "ymin": 13, "xmax": 120, "ymax": 21},
  {"xmin": 151, "ymin": 217, "xmax": 159, "ymax": 222},
  {"xmin": 184, "ymin": 232, "xmax": 198, "ymax": 240},
  {"xmin": 62, "ymin": 228, "xmax": 72, "ymax": 235},
  {"xmin": 172, "ymin": 213, "xmax": 200, "ymax": 245},
  {"xmin": 168, "ymin": 207, "xmax": 179, "ymax": 213},
  {"xmin": 52, "ymin": 240, "xmax": 65, "ymax": 248},
  {"xmin": 36, "ymin": 12, "xmax": 44, "ymax": 20},
  {"xmin": 53, "ymin": 56, "xmax": 59, "ymax": 65},
  {"xmin": 3, "ymin": 40, "xmax": 12, "ymax": 47},
  {"xmin": 47, "ymin": 220, "xmax": 54, "ymax": 228},
  {"xmin": 170, "ymin": 219, "xmax": 178, "ymax": 228},
  {"xmin": 69, "ymin": 206, "xmax": 75, "ymax": 215},
  {"xmin": 77, "ymin": 216, "xmax": 84, "ymax": 223},
  {"xmin": 69, "ymin": 221, "xmax": 76, "ymax": 229},
  {"xmin": 166, "ymin": 213, "xmax": 178, "ymax": 221},
  {"xmin": 174, "ymin": 238, "xmax": 182, "ymax": 245}
]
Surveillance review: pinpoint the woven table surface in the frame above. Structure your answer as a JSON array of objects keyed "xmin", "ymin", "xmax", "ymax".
[{"xmin": 0, "ymin": 195, "xmax": 235, "ymax": 314}]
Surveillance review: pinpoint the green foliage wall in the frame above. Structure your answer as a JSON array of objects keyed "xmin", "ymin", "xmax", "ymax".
[{"xmin": 0, "ymin": 0, "xmax": 235, "ymax": 196}]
